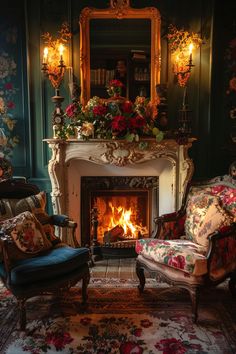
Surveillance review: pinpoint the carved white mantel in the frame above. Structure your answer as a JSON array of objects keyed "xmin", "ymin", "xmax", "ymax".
[{"xmin": 44, "ymin": 138, "xmax": 195, "ymax": 243}]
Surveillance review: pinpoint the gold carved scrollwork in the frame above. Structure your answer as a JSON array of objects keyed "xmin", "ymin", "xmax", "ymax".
[{"xmin": 110, "ymin": 0, "xmax": 130, "ymax": 9}]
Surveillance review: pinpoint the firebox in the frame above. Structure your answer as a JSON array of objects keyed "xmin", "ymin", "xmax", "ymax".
[{"xmin": 81, "ymin": 176, "xmax": 158, "ymax": 257}]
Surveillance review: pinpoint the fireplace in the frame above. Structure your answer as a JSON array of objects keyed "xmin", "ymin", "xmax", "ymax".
[
  {"xmin": 44, "ymin": 139, "xmax": 195, "ymax": 248},
  {"xmin": 80, "ymin": 176, "xmax": 158, "ymax": 250}
]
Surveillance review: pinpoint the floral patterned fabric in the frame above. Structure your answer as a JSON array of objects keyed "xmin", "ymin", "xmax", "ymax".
[
  {"xmin": 0, "ymin": 158, "xmax": 13, "ymax": 182},
  {"xmin": 158, "ymin": 214, "xmax": 186, "ymax": 240},
  {"xmin": 136, "ymin": 238, "xmax": 208, "ymax": 276},
  {"xmin": 185, "ymin": 193, "xmax": 233, "ymax": 248},
  {"xmin": 0, "ymin": 211, "xmax": 52, "ymax": 257},
  {"xmin": 188, "ymin": 182, "xmax": 236, "ymax": 220},
  {"xmin": 0, "ymin": 191, "xmax": 57, "ymax": 243},
  {"xmin": 210, "ymin": 233, "xmax": 236, "ymax": 280}
]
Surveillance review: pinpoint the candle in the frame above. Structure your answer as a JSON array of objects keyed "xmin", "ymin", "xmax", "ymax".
[
  {"xmin": 43, "ymin": 47, "xmax": 48, "ymax": 63},
  {"xmin": 59, "ymin": 44, "xmax": 64, "ymax": 61},
  {"xmin": 68, "ymin": 67, "xmax": 74, "ymax": 84},
  {"xmin": 189, "ymin": 43, "xmax": 193, "ymax": 63}
]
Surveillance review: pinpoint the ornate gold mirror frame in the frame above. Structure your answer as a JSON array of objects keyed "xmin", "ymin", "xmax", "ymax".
[{"xmin": 79, "ymin": 0, "xmax": 161, "ymax": 106}]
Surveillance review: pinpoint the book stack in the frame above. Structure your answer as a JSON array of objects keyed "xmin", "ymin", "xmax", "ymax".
[
  {"xmin": 131, "ymin": 50, "xmax": 146, "ymax": 60},
  {"xmin": 90, "ymin": 68, "xmax": 115, "ymax": 86}
]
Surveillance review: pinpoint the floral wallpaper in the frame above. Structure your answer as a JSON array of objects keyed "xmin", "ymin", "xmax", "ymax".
[
  {"xmin": 225, "ymin": 35, "xmax": 236, "ymax": 143},
  {"xmin": 0, "ymin": 23, "xmax": 21, "ymax": 160}
]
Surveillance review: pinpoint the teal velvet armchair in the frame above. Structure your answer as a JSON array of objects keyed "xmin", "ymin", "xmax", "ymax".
[{"xmin": 0, "ymin": 177, "xmax": 90, "ymax": 331}]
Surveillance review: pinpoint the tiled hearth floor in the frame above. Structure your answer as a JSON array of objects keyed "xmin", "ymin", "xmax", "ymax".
[{"xmin": 90, "ymin": 257, "xmax": 138, "ymax": 280}]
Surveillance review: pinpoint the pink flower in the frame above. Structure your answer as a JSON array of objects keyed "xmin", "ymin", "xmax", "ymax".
[
  {"xmin": 65, "ymin": 103, "xmax": 78, "ymax": 118},
  {"xmin": 155, "ymin": 338, "xmax": 187, "ymax": 354},
  {"xmin": 168, "ymin": 255, "xmax": 186, "ymax": 270}
]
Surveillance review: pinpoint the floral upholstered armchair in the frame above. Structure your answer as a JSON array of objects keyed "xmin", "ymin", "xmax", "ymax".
[
  {"xmin": 136, "ymin": 174, "xmax": 236, "ymax": 322},
  {"xmin": 0, "ymin": 158, "xmax": 90, "ymax": 330}
]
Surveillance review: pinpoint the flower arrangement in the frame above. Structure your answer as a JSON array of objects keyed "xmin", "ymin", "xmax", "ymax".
[
  {"xmin": 106, "ymin": 79, "xmax": 124, "ymax": 97},
  {"xmin": 64, "ymin": 80, "xmax": 164, "ymax": 142}
]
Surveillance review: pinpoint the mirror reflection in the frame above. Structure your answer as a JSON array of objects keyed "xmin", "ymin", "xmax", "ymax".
[
  {"xmin": 90, "ymin": 19, "xmax": 151, "ymax": 101},
  {"xmin": 79, "ymin": 2, "xmax": 161, "ymax": 106}
]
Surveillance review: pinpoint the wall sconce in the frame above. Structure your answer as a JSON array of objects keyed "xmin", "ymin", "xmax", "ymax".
[
  {"xmin": 168, "ymin": 25, "xmax": 202, "ymax": 142},
  {"xmin": 41, "ymin": 23, "xmax": 71, "ymax": 138},
  {"xmin": 173, "ymin": 43, "xmax": 194, "ymax": 89}
]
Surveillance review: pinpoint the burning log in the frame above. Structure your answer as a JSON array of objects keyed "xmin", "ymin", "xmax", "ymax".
[{"xmin": 103, "ymin": 225, "xmax": 124, "ymax": 243}]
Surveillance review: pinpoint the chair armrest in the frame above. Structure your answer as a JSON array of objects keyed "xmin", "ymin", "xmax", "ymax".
[
  {"xmin": 206, "ymin": 222, "xmax": 236, "ymax": 278},
  {"xmin": 153, "ymin": 208, "xmax": 186, "ymax": 240},
  {"xmin": 48, "ymin": 214, "xmax": 77, "ymax": 229}
]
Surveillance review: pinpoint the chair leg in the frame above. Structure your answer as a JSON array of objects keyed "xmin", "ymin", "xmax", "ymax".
[
  {"xmin": 18, "ymin": 299, "xmax": 26, "ymax": 331},
  {"xmin": 136, "ymin": 261, "xmax": 146, "ymax": 292},
  {"xmin": 81, "ymin": 270, "xmax": 90, "ymax": 304},
  {"xmin": 189, "ymin": 287, "xmax": 199, "ymax": 323}
]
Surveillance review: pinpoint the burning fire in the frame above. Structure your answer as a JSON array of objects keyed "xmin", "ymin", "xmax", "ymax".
[{"xmin": 108, "ymin": 202, "xmax": 148, "ymax": 239}]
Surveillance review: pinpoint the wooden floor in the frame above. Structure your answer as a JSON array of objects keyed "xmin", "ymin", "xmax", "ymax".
[{"xmin": 90, "ymin": 257, "xmax": 138, "ymax": 280}]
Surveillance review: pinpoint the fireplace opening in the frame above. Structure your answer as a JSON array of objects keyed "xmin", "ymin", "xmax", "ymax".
[
  {"xmin": 92, "ymin": 190, "xmax": 149, "ymax": 244},
  {"xmin": 81, "ymin": 176, "xmax": 159, "ymax": 258}
]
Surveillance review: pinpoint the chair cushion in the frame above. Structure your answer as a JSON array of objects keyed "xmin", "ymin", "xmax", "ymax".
[
  {"xmin": 0, "ymin": 211, "xmax": 52, "ymax": 260},
  {"xmin": 185, "ymin": 193, "xmax": 233, "ymax": 248},
  {"xmin": 0, "ymin": 191, "xmax": 57, "ymax": 243},
  {"xmin": 188, "ymin": 183, "xmax": 236, "ymax": 220},
  {"xmin": 2, "ymin": 246, "xmax": 89, "ymax": 285},
  {"xmin": 135, "ymin": 238, "xmax": 208, "ymax": 276}
]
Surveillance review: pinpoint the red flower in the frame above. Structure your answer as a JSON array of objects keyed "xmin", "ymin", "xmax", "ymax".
[
  {"xmin": 129, "ymin": 115, "xmax": 146, "ymax": 129},
  {"xmin": 46, "ymin": 331, "xmax": 73, "ymax": 350},
  {"xmin": 120, "ymin": 341, "xmax": 143, "ymax": 354},
  {"xmin": 111, "ymin": 115, "xmax": 127, "ymax": 132},
  {"xmin": 140, "ymin": 319, "xmax": 153, "ymax": 328},
  {"xmin": 109, "ymin": 79, "xmax": 124, "ymax": 88},
  {"xmin": 122, "ymin": 101, "xmax": 133, "ymax": 113},
  {"xmin": 133, "ymin": 328, "xmax": 142, "ymax": 337},
  {"xmin": 93, "ymin": 105, "xmax": 107, "ymax": 116},
  {"xmin": 4, "ymin": 82, "xmax": 13, "ymax": 90},
  {"xmin": 155, "ymin": 338, "xmax": 187, "ymax": 354},
  {"xmin": 7, "ymin": 101, "xmax": 15, "ymax": 109}
]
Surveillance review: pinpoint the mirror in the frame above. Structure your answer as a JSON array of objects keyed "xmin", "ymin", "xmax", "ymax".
[{"xmin": 79, "ymin": 0, "xmax": 161, "ymax": 106}]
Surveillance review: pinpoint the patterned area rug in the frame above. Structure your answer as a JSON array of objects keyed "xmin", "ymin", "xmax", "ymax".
[{"xmin": 0, "ymin": 281, "xmax": 236, "ymax": 353}]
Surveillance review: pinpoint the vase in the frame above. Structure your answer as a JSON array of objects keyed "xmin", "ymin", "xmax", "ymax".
[{"xmin": 107, "ymin": 94, "xmax": 126, "ymax": 105}]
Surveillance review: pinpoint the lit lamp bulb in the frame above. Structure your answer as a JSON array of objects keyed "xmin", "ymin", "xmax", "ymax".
[{"xmin": 43, "ymin": 47, "xmax": 48, "ymax": 64}]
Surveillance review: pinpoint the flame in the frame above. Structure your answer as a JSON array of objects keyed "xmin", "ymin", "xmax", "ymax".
[{"xmin": 108, "ymin": 202, "xmax": 147, "ymax": 239}]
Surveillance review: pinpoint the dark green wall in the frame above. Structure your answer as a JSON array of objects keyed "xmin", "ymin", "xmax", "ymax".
[{"xmin": 1, "ymin": 0, "xmax": 235, "ymax": 196}]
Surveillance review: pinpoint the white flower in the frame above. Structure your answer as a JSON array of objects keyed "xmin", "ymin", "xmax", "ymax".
[
  {"xmin": 0, "ymin": 97, "xmax": 6, "ymax": 114},
  {"xmin": 0, "ymin": 56, "xmax": 9, "ymax": 79},
  {"xmin": 81, "ymin": 122, "xmax": 94, "ymax": 137}
]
